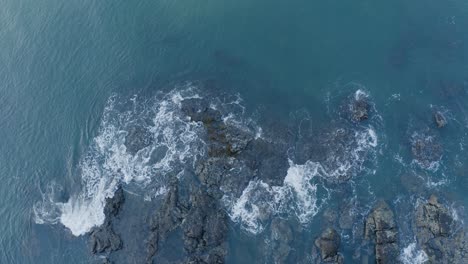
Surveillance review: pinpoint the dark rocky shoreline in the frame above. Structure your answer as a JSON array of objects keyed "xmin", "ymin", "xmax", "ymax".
[{"xmin": 84, "ymin": 85, "xmax": 466, "ymax": 264}]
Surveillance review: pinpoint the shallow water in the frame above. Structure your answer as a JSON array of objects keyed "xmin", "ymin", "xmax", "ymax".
[{"xmin": 1, "ymin": 0, "xmax": 468, "ymax": 263}]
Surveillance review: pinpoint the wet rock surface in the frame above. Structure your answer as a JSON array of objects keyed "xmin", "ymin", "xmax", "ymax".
[
  {"xmin": 350, "ymin": 97, "xmax": 369, "ymax": 122},
  {"xmin": 414, "ymin": 195, "xmax": 468, "ymax": 264},
  {"xmin": 89, "ymin": 187, "xmax": 125, "ymax": 254},
  {"xmin": 364, "ymin": 201, "xmax": 399, "ymax": 264},
  {"xmin": 313, "ymin": 228, "xmax": 344, "ymax": 264}
]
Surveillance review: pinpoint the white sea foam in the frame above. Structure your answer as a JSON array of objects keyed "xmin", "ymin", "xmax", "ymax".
[
  {"xmin": 354, "ymin": 89, "xmax": 369, "ymax": 101},
  {"xmin": 224, "ymin": 160, "xmax": 327, "ymax": 234},
  {"xmin": 400, "ymin": 242, "xmax": 428, "ymax": 264},
  {"xmin": 34, "ymin": 86, "xmax": 206, "ymax": 236}
]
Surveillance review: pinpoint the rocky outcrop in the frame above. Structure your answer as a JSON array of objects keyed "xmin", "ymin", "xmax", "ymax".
[
  {"xmin": 414, "ymin": 195, "xmax": 468, "ymax": 264},
  {"xmin": 364, "ymin": 201, "xmax": 399, "ymax": 264},
  {"xmin": 89, "ymin": 187, "xmax": 125, "ymax": 254},
  {"xmin": 313, "ymin": 228, "xmax": 344, "ymax": 264},
  {"xmin": 351, "ymin": 97, "xmax": 369, "ymax": 122}
]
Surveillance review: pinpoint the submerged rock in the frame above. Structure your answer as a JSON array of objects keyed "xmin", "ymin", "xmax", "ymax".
[
  {"xmin": 269, "ymin": 219, "xmax": 294, "ymax": 263},
  {"xmin": 364, "ymin": 201, "xmax": 399, "ymax": 264},
  {"xmin": 434, "ymin": 111, "xmax": 447, "ymax": 128},
  {"xmin": 313, "ymin": 228, "xmax": 344, "ymax": 264},
  {"xmin": 400, "ymin": 173, "xmax": 426, "ymax": 194},
  {"xmin": 410, "ymin": 132, "xmax": 443, "ymax": 169},
  {"xmin": 124, "ymin": 126, "xmax": 153, "ymax": 154}
]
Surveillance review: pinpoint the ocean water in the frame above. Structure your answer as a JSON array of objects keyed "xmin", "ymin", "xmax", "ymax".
[{"xmin": 1, "ymin": 0, "xmax": 468, "ymax": 263}]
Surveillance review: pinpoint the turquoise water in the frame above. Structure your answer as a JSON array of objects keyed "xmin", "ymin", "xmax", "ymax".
[{"xmin": 1, "ymin": 0, "xmax": 467, "ymax": 263}]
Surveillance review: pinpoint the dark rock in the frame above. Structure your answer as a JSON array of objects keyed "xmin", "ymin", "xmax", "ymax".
[
  {"xmin": 351, "ymin": 98, "xmax": 369, "ymax": 122},
  {"xmin": 104, "ymin": 188, "xmax": 125, "ymax": 218},
  {"xmin": 314, "ymin": 228, "xmax": 344, "ymax": 263},
  {"xmin": 364, "ymin": 201, "xmax": 398, "ymax": 264},
  {"xmin": 147, "ymin": 182, "xmax": 186, "ymax": 261},
  {"xmin": 182, "ymin": 190, "xmax": 227, "ymax": 255},
  {"xmin": 146, "ymin": 181, "xmax": 227, "ymax": 264},
  {"xmin": 124, "ymin": 126, "xmax": 153, "ymax": 154},
  {"xmin": 89, "ymin": 227, "xmax": 122, "ymax": 254},
  {"xmin": 89, "ymin": 187, "xmax": 125, "ymax": 254},
  {"xmin": 434, "ymin": 111, "xmax": 447, "ymax": 128}
]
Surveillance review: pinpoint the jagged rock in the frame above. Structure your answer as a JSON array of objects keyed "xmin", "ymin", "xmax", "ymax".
[
  {"xmin": 89, "ymin": 226, "xmax": 122, "ymax": 254},
  {"xmin": 415, "ymin": 195, "xmax": 452, "ymax": 243},
  {"xmin": 364, "ymin": 201, "xmax": 398, "ymax": 264},
  {"xmin": 147, "ymin": 182, "xmax": 186, "ymax": 260},
  {"xmin": 147, "ymin": 181, "xmax": 227, "ymax": 263},
  {"xmin": 314, "ymin": 228, "xmax": 344, "ymax": 263},
  {"xmin": 104, "ymin": 187, "xmax": 125, "ymax": 217},
  {"xmin": 434, "ymin": 111, "xmax": 447, "ymax": 128},
  {"xmin": 351, "ymin": 98, "xmax": 369, "ymax": 122},
  {"xmin": 182, "ymin": 190, "xmax": 227, "ymax": 256},
  {"xmin": 89, "ymin": 188, "xmax": 125, "ymax": 254},
  {"xmin": 414, "ymin": 195, "xmax": 467, "ymax": 264}
]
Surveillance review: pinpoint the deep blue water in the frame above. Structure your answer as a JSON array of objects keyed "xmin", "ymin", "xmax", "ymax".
[{"xmin": 1, "ymin": 0, "xmax": 467, "ymax": 263}]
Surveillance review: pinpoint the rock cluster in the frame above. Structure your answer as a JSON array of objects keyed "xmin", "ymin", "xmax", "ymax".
[{"xmin": 146, "ymin": 96, "xmax": 284, "ymax": 263}]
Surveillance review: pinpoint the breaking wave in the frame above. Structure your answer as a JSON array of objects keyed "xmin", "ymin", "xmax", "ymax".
[
  {"xmin": 34, "ymin": 84, "xmax": 207, "ymax": 236},
  {"xmin": 34, "ymin": 85, "xmax": 382, "ymax": 237}
]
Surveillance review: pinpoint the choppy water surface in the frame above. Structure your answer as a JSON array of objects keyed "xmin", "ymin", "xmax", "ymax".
[{"xmin": 1, "ymin": 0, "xmax": 467, "ymax": 263}]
